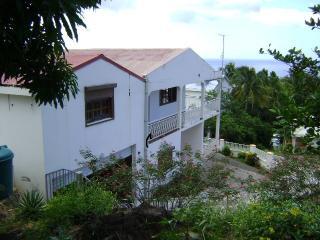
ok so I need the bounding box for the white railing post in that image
[267,151,274,159]
[219,139,225,151]
[249,144,256,153]
[267,151,275,168]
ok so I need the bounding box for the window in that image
[160,87,177,105]
[85,84,116,126]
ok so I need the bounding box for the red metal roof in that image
[1,76,16,85]
[1,48,188,85]
[66,48,188,78]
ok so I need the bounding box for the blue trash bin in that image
[0,145,14,200]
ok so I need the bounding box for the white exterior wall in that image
[41,59,145,174]
[146,49,214,157]
[147,130,181,162]
[0,91,46,193]
[148,90,179,122]
[181,122,204,154]
[147,49,214,93]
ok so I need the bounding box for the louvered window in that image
[85,84,116,126]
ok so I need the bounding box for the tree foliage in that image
[0,0,103,107]
[253,155,320,202]
[205,64,280,148]
[260,3,320,140]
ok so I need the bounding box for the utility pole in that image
[215,34,225,150]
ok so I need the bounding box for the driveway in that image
[203,152,266,202]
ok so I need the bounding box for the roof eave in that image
[73,54,145,82]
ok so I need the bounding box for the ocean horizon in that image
[206,59,289,77]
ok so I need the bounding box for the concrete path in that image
[203,152,266,202]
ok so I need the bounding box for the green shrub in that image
[221,146,231,156]
[245,152,259,167]
[283,143,293,153]
[159,201,233,239]
[253,155,320,202]
[80,149,133,201]
[44,182,116,227]
[232,200,320,240]
[166,200,320,240]
[16,190,45,221]
[237,151,246,160]
[94,160,133,201]
[152,161,205,201]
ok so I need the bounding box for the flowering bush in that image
[160,200,320,240]
[244,152,259,167]
[237,151,246,160]
[232,200,320,240]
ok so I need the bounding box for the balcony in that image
[148,114,179,140]
[181,107,201,129]
[148,99,219,140]
[182,99,219,129]
[204,99,220,119]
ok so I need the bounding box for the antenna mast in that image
[219,33,225,76]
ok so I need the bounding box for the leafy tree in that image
[0,0,103,107]
[224,62,237,80]
[205,91,273,148]
[206,89,217,101]
[260,3,320,140]
[231,66,269,112]
[252,155,320,202]
[205,64,284,148]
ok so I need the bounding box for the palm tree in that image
[231,66,269,112]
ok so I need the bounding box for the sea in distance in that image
[206,59,289,78]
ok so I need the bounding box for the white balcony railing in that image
[204,99,220,120]
[147,99,220,141]
[182,99,220,129]
[181,108,202,129]
[148,114,178,139]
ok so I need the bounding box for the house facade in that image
[0,48,222,198]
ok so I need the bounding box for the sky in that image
[65,0,320,60]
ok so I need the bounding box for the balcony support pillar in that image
[177,86,183,129]
[200,81,205,120]
[143,76,149,162]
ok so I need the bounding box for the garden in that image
[0,143,319,239]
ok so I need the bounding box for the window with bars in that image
[85,84,116,126]
[159,87,177,105]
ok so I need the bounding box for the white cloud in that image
[249,8,311,26]
[215,0,262,6]
[65,1,226,58]
[64,0,317,59]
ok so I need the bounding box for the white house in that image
[0,48,222,199]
